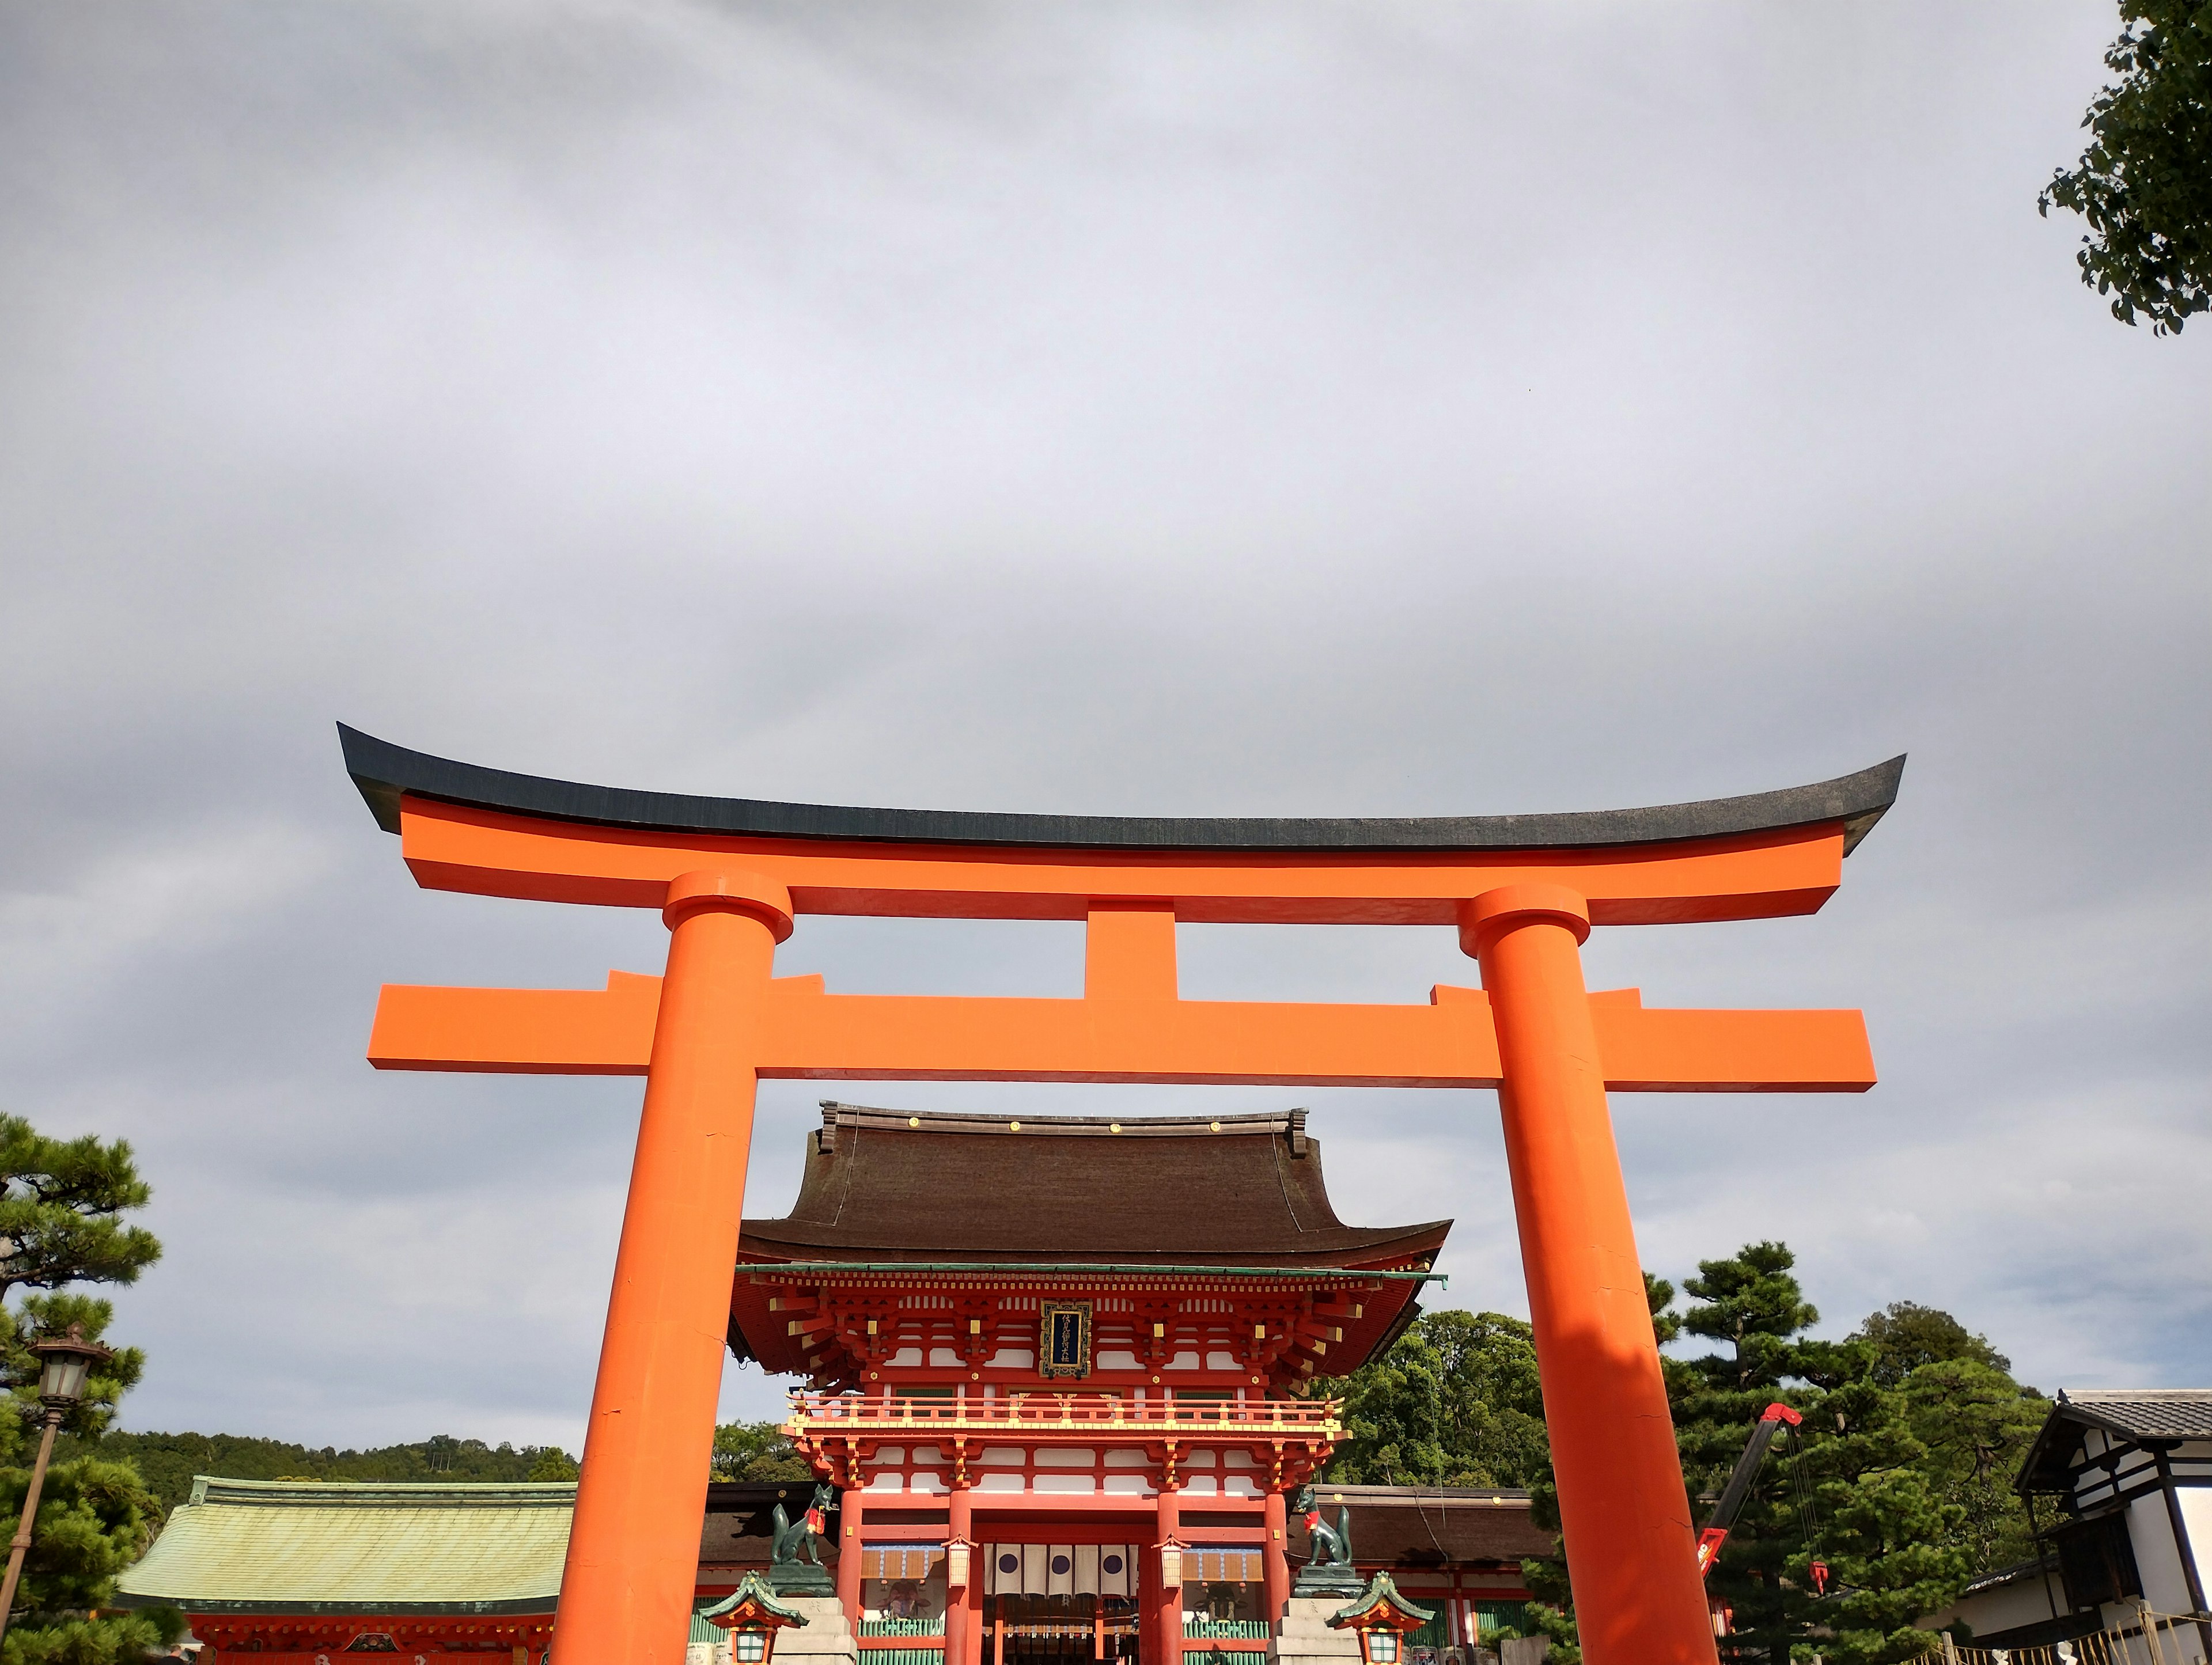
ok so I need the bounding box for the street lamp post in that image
[0,1325,115,1648]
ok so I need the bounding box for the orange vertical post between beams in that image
[1262,1487,1289,1627]
[550,870,794,1665]
[1154,1489,1183,1665]
[1084,901,1179,1001]
[1463,883,1718,1665]
[838,1484,866,1620]
[948,1485,975,1665]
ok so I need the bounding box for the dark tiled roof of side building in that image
[2054,1389,2212,1440]
[2018,1388,2212,1492]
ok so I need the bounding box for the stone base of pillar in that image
[1267,1597,1364,1665]
[1288,1565,1366,1602]
[770,1564,838,1599]
[768,1596,859,1665]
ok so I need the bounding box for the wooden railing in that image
[1183,1621,1272,1641]
[786,1391,1341,1436]
[1907,1608,2212,1665]
[858,1617,947,1654]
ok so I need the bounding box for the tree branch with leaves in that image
[2040,0,2212,334]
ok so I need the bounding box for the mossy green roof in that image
[1327,1572,1435,1630]
[115,1478,575,1615]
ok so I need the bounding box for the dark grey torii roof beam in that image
[339,723,1903,856]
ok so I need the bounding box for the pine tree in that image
[1890,1357,2047,1576]
[0,1120,174,1665]
[0,1121,161,1310]
[1789,1351,1971,1665]
[1320,1256,2024,1664]
[1673,1243,1823,1663]
[1672,1250,1978,1665]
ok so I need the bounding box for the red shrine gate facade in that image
[339,726,1903,1665]
[733,1101,1445,1665]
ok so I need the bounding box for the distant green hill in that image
[59,1431,577,1515]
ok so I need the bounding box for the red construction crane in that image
[1695,1402,1830,1595]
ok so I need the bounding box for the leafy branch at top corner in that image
[2039,0,2212,336]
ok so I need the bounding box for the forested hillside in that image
[58,1432,578,1514]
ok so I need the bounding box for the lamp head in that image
[702,1571,807,1665]
[30,1324,113,1409]
[1325,1572,1434,1665]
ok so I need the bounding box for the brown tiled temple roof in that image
[736,1103,1451,1269]
[698,1484,810,1569]
[1290,1486,1554,1569]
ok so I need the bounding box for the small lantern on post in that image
[0,1325,114,1648]
[944,1538,973,1591]
[701,1571,809,1665]
[1157,1540,1185,1591]
[1325,1572,1433,1665]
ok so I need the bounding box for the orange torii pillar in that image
[553,872,791,1657]
[336,724,1904,1665]
[1465,884,1717,1658]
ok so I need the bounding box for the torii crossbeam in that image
[339,726,1903,1665]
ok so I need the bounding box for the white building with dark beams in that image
[2008,1390,2212,1657]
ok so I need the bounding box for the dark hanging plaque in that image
[1039,1300,1093,1379]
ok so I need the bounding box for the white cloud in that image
[0,0,2204,1454]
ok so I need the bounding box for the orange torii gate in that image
[339,726,1903,1665]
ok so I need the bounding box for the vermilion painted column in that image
[1461,883,1717,1665]
[838,1484,866,1620]
[551,870,794,1665]
[1153,1489,1184,1665]
[946,1486,975,1665]
[1262,1488,1289,1626]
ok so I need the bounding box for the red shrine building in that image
[728,1102,1486,1665]
[115,1102,1552,1665]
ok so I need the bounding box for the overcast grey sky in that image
[2,1,2206,1452]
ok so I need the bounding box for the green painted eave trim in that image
[187,1477,577,1508]
[108,1594,558,1617]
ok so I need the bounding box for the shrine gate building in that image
[736,1102,1446,1665]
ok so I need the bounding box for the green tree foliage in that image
[0,1121,161,1311]
[711,1421,812,1483]
[2040,1,2212,333]
[1671,1244,1979,1665]
[1517,1254,2047,1665]
[1683,1240,1820,1394]
[1672,1243,1831,1660]
[1853,1303,2010,1388]
[1785,1358,1974,1665]
[0,1121,174,1665]
[1316,1311,1548,1490]
[1893,1359,2047,1577]
[527,1447,580,1482]
[58,1432,584,1516]
[1312,1262,2050,1665]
